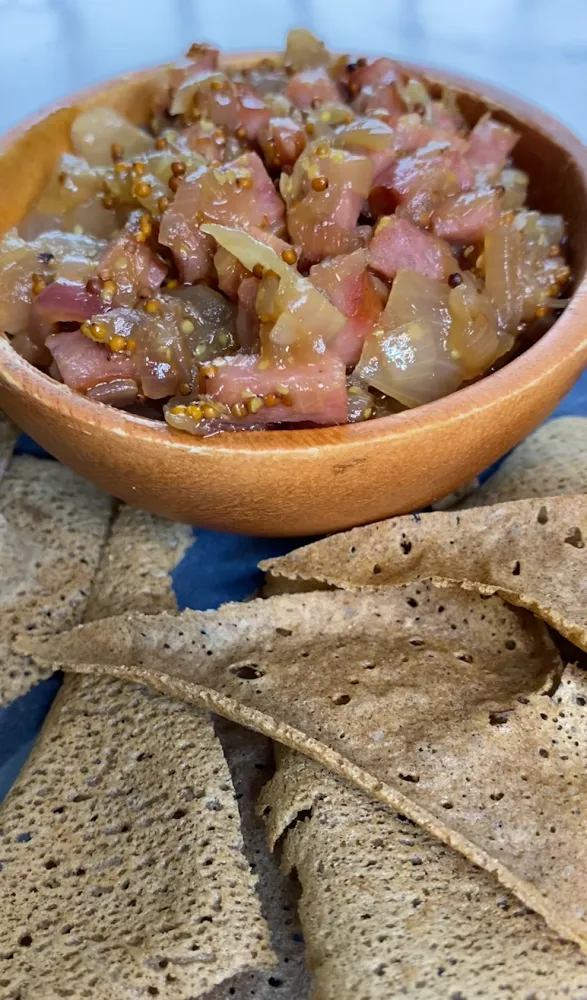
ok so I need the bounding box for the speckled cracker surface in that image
[85,505,192,621]
[260,495,587,651]
[463,417,587,506]
[0,676,274,999]
[22,586,587,950]
[259,748,587,1000]
[0,411,18,482]
[0,456,113,704]
[0,508,277,998]
[209,720,310,1000]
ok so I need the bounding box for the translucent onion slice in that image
[498,168,529,212]
[71,109,152,167]
[284,28,329,72]
[484,225,525,335]
[355,269,462,408]
[514,210,565,246]
[334,117,395,152]
[397,78,433,122]
[447,273,509,378]
[202,223,346,350]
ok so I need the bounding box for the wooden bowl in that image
[0,55,586,536]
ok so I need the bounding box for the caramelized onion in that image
[447,273,508,378]
[202,223,346,360]
[71,109,151,167]
[86,378,139,407]
[284,28,329,72]
[355,269,462,407]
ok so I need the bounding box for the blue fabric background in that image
[1,366,586,801]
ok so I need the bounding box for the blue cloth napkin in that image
[1,365,586,800]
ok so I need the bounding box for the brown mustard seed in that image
[169,176,180,193]
[171,160,187,177]
[264,393,279,407]
[247,396,263,414]
[132,161,146,176]
[110,142,124,162]
[535,305,550,318]
[178,382,192,395]
[108,335,127,353]
[311,175,328,192]
[86,277,102,295]
[155,136,168,150]
[252,263,264,279]
[158,195,170,213]
[133,180,152,198]
[281,248,297,265]
[448,272,463,288]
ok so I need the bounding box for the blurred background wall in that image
[0,0,585,137]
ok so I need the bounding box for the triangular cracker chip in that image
[0,410,18,482]
[0,507,280,997]
[261,495,587,650]
[464,417,587,507]
[20,586,587,950]
[259,747,587,999]
[0,456,113,704]
[0,676,275,999]
[212,720,310,999]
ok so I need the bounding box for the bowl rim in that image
[1,53,587,457]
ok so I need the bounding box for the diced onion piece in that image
[355,269,462,407]
[334,117,395,152]
[170,69,226,115]
[86,378,139,408]
[498,168,529,212]
[514,210,565,246]
[484,225,525,335]
[71,109,152,167]
[447,272,508,378]
[202,223,346,354]
[284,28,329,72]
[397,77,433,122]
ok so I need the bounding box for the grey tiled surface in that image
[1,0,586,140]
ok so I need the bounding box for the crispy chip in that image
[0,506,278,998]
[261,495,587,650]
[0,410,18,482]
[0,677,275,999]
[463,417,587,507]
[0,456,113,704]
[259,748,587,999]
[211,721,310,1000]
[21,587,587,950]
